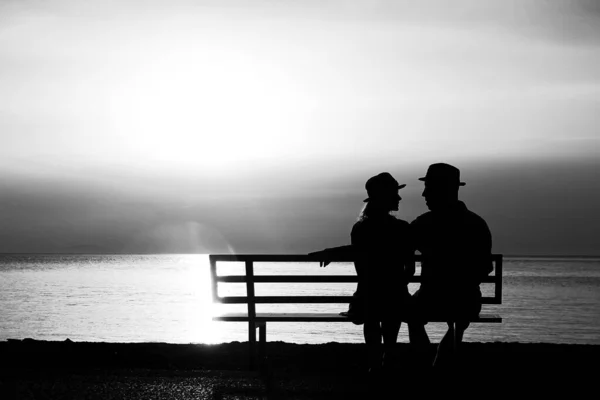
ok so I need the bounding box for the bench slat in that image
[217,275,359,283]
[210,254,503,263]
[211,254,357,262]
[213,312,502,323]
[218,296,354,304]
[217,296,501,305]
[216,275,500,284]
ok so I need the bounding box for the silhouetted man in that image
[408,163,493,367]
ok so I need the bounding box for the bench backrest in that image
[209,254,503,316]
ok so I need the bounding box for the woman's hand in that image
[309,245,353,267]
[308,250,331,267]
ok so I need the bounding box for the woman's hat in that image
[364,172,406,202]
[418,163,466,186]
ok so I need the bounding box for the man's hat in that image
[364,172,406,202]
[418,163,466,186]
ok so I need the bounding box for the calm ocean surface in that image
[1,254,599,345]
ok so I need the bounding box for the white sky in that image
[1,0,599,254]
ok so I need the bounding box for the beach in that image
[1,339,597,399]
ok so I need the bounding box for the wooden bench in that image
[209,253,503,368]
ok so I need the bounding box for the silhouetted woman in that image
[351,172,414,373]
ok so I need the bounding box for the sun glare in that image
[176,254,224,344]
[109,42,302,170]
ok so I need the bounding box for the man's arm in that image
[475,218,493,283]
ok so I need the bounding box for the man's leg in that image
[454,321,469,351]
[433,320,470,368]
[407,290,430,347]
[407,319,432,372]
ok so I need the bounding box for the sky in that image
[0,0,599,255]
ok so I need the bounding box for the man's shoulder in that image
[462,206,490,228]
[351,219,364,233]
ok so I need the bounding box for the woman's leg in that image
[381,319,402,368]
[364,319,383,370]
[433,322,455,368]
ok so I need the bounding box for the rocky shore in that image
[1,339,597,399]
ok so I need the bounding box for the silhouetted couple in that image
[311,163,493,372]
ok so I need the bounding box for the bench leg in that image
[258,322,267,373]
[248,321,267,371]
[248,321,257,369]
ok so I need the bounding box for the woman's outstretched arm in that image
[308,244,356,267]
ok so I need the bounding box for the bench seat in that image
[213,312,502,323]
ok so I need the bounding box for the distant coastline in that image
[504,254,600,259]
[1,252,600,258]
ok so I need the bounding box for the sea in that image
[1,254,599,345]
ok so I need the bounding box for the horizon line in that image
[1,252,599,258]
